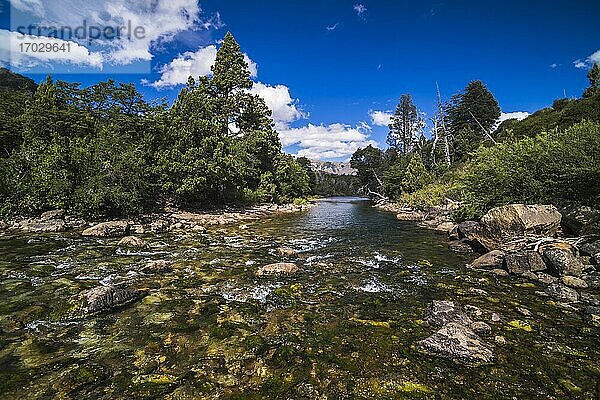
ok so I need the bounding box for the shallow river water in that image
[0,197,598,399]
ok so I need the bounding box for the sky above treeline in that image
[1,0,599,161]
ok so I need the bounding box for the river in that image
[0,197,598,398]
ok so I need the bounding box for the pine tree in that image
[212,32,254,136]
[388,94,424,154]
[448,80,500,161]
[583,64,600,98]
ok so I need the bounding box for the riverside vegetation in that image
[1,33,600,399]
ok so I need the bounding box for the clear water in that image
[0,197,598,399]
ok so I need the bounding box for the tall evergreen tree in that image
[448,80,501,161]
[212,32,254,136]
[387,94,424,154]
[584,64,600,98]
[448,80,501,134]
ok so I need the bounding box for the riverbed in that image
[0,197,598,399]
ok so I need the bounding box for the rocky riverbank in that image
[378,200,600,326]
[0,203,315,237]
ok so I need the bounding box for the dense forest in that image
[0,33,313,218]
[351,64,600,220]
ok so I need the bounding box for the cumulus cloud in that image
[249,82,305,130]
[573,49,600,69]
[279,123,378,160]
[146,45,258,88]
[495,111,530,128]
[6,0,210,69]
[0,29,103,69]
[369,110,393,127]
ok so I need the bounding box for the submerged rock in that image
[276,247,298,257]
[80,285,139,315]
[141,260,172,274]
[545,283,579,303]
[541,243,584,277]
[256,263,299,277]
[449,240,475,253]
[118,236,146,248]
[424,300,472,327]
[480,204,562,239]
[82,221,129,237]
[419,322,494,364]
[504,251,546,275]
[470,250,505,269]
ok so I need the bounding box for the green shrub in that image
[459,121,600,218]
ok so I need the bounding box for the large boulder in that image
[469,250,505,269]
[419,322,494,364]
[82,221,129,237]
[80,285,139,315]
[256,263,299,277]
[541,242,584,277]
[424,300,472,328]
[481,204,562,239]
[559,205,600,236]
[504,251,546,275]
[21,219,66,233]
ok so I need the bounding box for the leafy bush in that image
[459,121,600,219]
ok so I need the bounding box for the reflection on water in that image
[0,197,598,399]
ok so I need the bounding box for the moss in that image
[508,320,533,332]
[349,318,391,329]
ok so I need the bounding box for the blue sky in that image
[1,0,599,160]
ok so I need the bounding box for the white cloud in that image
[353,4,367,16]
[279,123,378,160]
[326,23,340,31]
[7,0,209,68]
[0,29,103,69]
[369,110,393,127]
[573,49,600,69]
[495,111,529,128]
[249,82,305,130]
[146,45,258,89]
[550,63,558,69]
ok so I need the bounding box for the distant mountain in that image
[310,160,356,176]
